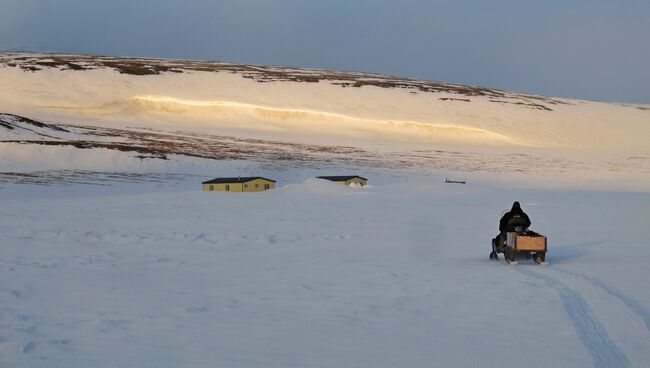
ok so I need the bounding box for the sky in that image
[1,0,649,103]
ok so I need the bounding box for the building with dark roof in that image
[317,175,367,187]
[202,177,276,192]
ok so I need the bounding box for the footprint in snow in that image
[49,339,72,347]
[185,305,208,314]
[22,341,36,354]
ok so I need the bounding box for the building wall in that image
[202,179,276,192]
[202,183,243,192]
[243,178,276,192]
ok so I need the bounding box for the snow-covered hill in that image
[2,53,649,149]
[1,52,649,189]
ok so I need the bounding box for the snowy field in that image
[1,53,649,367]
[1,177,649,367]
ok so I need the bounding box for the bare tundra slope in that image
[0,52,649,189]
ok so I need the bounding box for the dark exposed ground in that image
[0,52,569,111]
[0,113,69,135]
[0,171,195,186]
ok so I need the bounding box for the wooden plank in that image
[516,234,547,251]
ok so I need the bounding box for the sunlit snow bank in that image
[52,95,524,146]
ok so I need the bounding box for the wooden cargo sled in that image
[504,231,547,265]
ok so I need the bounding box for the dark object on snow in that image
[492,201,531,253]
[490,202,547,264]
[445,178,466,184]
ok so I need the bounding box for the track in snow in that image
[516,268,631,368]
[551,267,650,331]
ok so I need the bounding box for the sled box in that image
[507,231,547,252]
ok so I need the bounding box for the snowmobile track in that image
[516,268,631,368]
[551,266,650,331]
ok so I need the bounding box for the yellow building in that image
[202,177,276,192]
[317,175,368,186]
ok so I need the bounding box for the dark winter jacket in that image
[499,202,531,232]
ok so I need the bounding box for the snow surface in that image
[1,178,649,367]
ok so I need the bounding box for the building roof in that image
[202,176,276,184]
[317,175,367,182]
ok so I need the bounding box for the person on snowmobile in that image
[490,201,531,259]
[499,201,531,233]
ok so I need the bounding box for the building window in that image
[255,184,259,188]
[264,184,270,190]
[225,185,230,191]
[244,184,248,188]
[209,185,214,191]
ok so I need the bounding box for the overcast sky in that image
[1,0,649,103]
